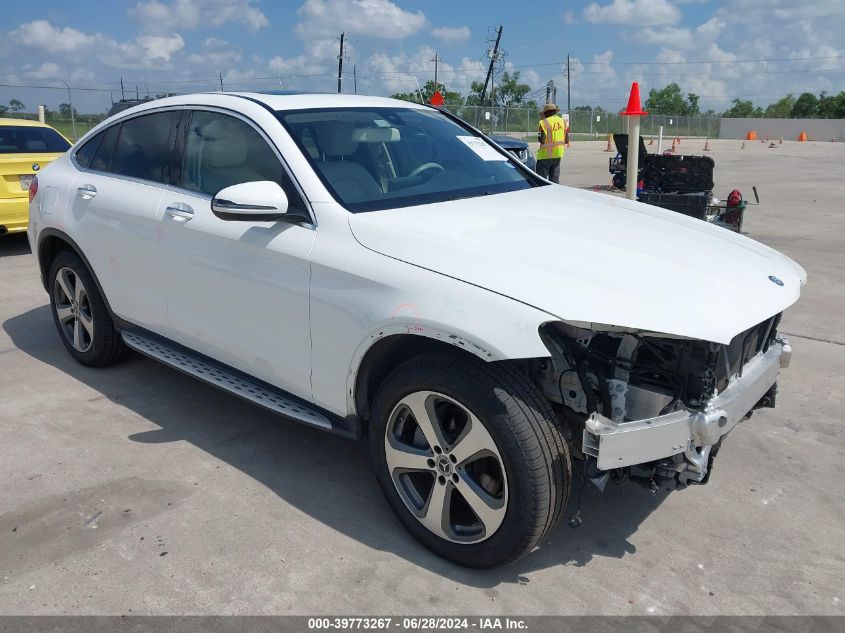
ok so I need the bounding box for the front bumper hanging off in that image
[582,336,791,483]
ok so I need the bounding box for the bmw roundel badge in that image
[32,163,40,171]
[768,275,784,286]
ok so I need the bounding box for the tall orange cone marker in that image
[703,138,711,151]
[746,131,757,140]
[798,131,808,142]
[604,133,614,152]
[620,82,648,201]
[670,138,677,153]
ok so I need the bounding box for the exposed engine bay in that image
[531,315,783,491]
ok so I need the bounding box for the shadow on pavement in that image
[4,304,668,586]
[0,233,32,257]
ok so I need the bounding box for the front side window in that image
[111,111,180,184]
[277,107,539,212]
[75,124,120,172]
[0,125,71,154]
[181,111,284,196]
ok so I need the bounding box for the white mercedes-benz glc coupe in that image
[28,93,804,567]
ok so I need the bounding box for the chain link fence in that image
[1,84,720,145]
[448,105,721,142]
[0,110,106,142]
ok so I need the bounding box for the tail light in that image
[28,176,38,203]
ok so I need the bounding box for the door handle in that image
[77,184,97,199]
[165,204,194,222]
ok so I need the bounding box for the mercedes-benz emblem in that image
[768,275,784,286]
[32,163,40,171]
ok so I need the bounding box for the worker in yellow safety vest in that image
[536,102,566,183]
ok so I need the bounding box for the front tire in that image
[48,250,126,367]
[370,353,570,568]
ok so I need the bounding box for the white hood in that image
[348,186,806,345]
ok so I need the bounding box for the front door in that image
[156,109,316,400]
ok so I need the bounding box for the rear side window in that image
[0,125,71,154]
[74,130,104,169]
[111,112,180,184]
[91,125,120,172]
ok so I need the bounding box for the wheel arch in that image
[37,228,116,320]
[349,323,547,424]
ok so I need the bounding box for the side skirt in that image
[119,327,361,439]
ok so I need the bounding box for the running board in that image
[121,330,333,431]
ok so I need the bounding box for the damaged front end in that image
[533,316,790,489]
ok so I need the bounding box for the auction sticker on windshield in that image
[457,136,507,161]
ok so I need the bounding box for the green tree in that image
[58,103,78,118]
[816,91,845,119]
[494,71,531,107]
[645,83,687,114]
[764,94,795,118]
[8,98,25,112]
[791,92,819,118]
[0,104,7,117]
[465,71,531,107]
[391,80,462,106]
[722,98,763,118]
[686,93,700,116]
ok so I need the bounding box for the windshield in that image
[277,107,539,212]
[0,125,71,154]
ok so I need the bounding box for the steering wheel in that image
[408,162,445,178]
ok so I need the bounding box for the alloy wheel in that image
[384,391,508,544]
[54,266,94,353]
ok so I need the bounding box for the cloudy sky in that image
[1,0,843,113]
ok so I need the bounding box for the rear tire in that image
[48,250,126,367]
[369,353,570,568]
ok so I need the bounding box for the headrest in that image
[196,119,247,168]
[318,121,358,157]
[351,127,400,143]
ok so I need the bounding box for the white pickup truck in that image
[27,93,805,567]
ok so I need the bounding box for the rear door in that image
[156,108,316,399]
[68,110,181,330]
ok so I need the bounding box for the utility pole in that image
[219,73,224,91]
[566,54,571,112]
[337,32,345,94]
[353,65,357,94]
[135,84,139,99]
[479,24,502,104]
[120,77,125,100]
[431,52,439,90]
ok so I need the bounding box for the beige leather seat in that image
[189,118,268,195]
[316,121,382,202]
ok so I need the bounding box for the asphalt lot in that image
[1,138,843,615]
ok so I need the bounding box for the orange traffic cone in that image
[670,138,676,153]
[703,138,711,151]
[746,131,757,140]
[604,133,613,152]
[797,131,808,142]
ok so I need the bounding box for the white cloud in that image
[431,26,470,44]
[296,0,427,39]
[583,0,681,26]
[186,37,242,66]
[129,0,269,33]
[135,34,185,62]
[13,20,95,53]
[562,10,577,25]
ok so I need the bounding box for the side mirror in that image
[212,181,289,222]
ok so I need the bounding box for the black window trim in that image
[70,103,315,225]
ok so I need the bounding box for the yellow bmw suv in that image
[0,118,71,235]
